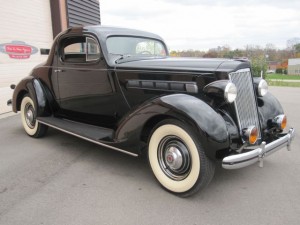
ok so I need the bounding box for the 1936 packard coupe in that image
[9,26,295,196]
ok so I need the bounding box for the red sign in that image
[0,41,38,59]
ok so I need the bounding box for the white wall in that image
[288,58,300,66]
[0,0,53,114]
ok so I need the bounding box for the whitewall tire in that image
[20,95,48,138]
[148,119,215,197]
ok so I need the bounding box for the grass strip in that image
[267,80,300,87]
[266,73,300,80]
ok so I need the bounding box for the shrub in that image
[275,68,287,74]
[251,56,267,78]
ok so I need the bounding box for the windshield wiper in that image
[114,54,132,64]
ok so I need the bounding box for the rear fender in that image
[12,77,52,116]
[115,94,230,159]
[12,76,33,112]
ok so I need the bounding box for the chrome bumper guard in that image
[222,128,295,169]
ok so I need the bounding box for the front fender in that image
[115,94,230,159]
[257,92,284,130]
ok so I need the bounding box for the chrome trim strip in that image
[126,80,198,93]
[222,128,295,169]
[116,69,214,76]
[37,119,138,157]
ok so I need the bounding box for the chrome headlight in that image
[258,79,268,96]
[224,82,237,103]
[242,126,258,144]
[273,114,287,130]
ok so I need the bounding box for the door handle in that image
[54,69,63,72]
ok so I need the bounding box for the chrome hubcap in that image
[24,103,35,129]
[27,110,34,123]
[165,146,183,170]
[158,136,191,181]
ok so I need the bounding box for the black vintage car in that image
[10,26,295,197]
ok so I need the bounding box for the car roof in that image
[82,25,164,41]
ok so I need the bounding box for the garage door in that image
[0,0,53,114]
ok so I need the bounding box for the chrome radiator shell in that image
[229,68,261,141]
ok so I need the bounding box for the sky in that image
[100,0,300,51]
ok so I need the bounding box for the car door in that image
[56,34,129,127]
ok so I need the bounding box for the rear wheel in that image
[148,119,215,197]
[20,95,48,138]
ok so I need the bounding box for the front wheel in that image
[148,119,215,197]
[20,95,48,138]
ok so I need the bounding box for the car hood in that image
[114,57,248,73]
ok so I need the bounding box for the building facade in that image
[288,58,300,75]
[0,0,100,114]
[267,61,280,71]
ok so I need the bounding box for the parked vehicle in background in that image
[266,70,276,74]
[9,26,295,197]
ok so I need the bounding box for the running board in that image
[37,117,138,157]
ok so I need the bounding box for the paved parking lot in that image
[0,87,299,225]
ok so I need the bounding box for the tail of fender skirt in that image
[7,99,12,106]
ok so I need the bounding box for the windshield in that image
[106,36,167,57]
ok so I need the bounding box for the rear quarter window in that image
[61,36,100,63]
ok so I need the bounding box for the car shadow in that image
[15,125,280,200]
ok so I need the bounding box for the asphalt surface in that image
[0,86,299,225]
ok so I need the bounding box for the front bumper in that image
[222,128,295,169]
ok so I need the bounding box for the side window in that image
[64,42,86,54]
[61,36,100,63]
[86,37,100,61]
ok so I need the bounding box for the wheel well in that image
[16,90,28,111]
[141,115,175,143]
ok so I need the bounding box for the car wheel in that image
[148,119,215,197]
[20,95,48,138]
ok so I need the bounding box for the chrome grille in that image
[229,68,261,139]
